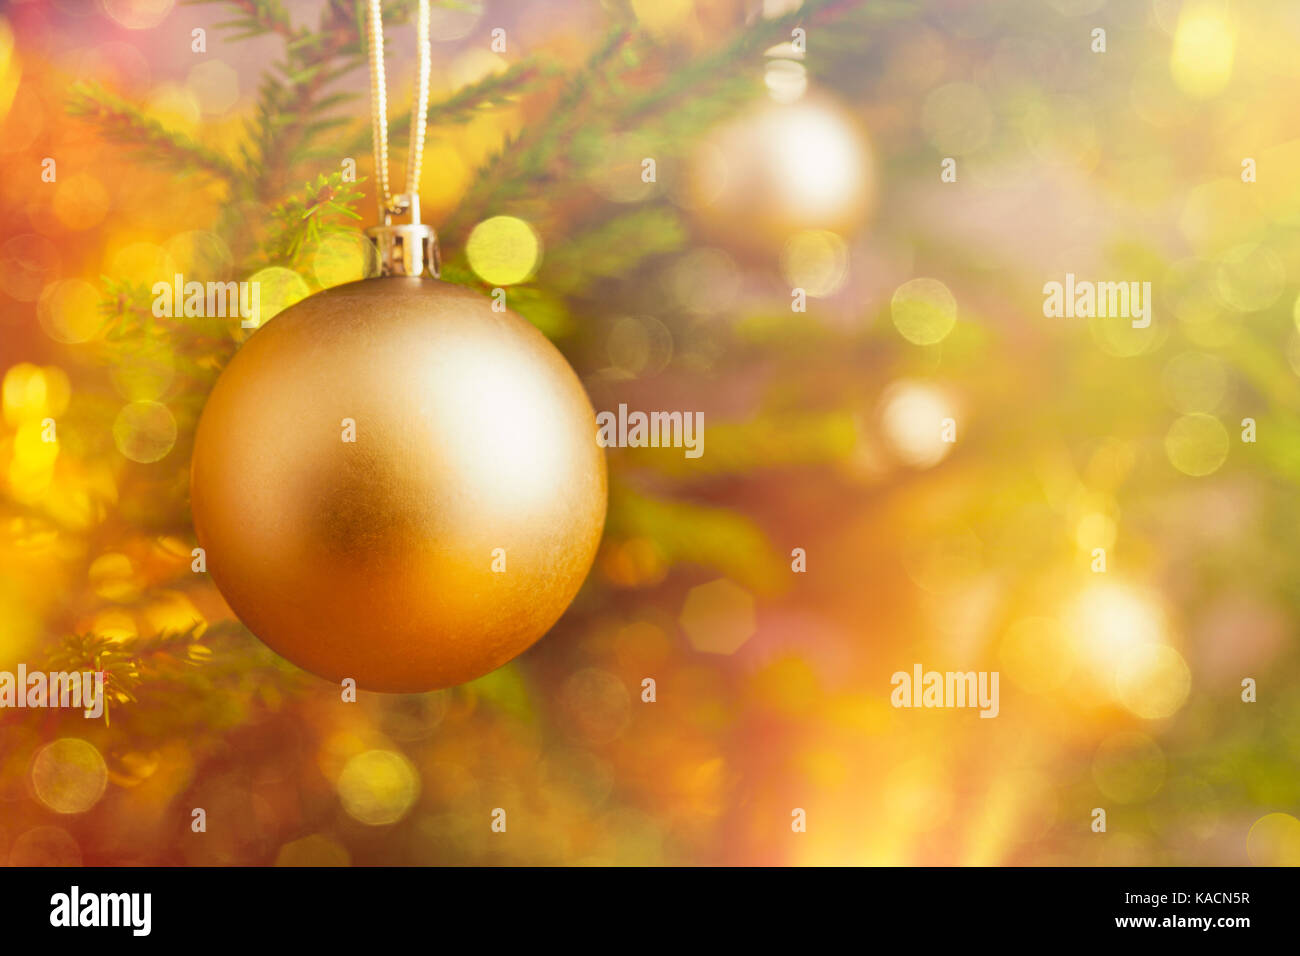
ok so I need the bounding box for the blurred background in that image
[2,0,1300,866]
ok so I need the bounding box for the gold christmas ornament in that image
[687,93,875,247]
[189,0,606,691]
[191,278,606,691]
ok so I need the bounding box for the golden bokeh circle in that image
[1114,643,1191,719]
[891,278,958,345]
[1165,412,1228,476]
[112,400,178,463]
[337,749,420,825]
[31,738,108,814]
[1246,812,1300,866]
[466,216,542,286]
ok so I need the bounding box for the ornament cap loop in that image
[366,192,440,278]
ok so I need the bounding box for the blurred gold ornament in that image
[687,94,873,246]
[191,277,606,691]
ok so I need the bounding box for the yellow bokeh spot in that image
[0,16,19,123]
[113,401,177,463]
[4,363,69,426]
[337,749,420,826]
[764,58,807,104]
[109,241,176,287]
[141,591,205,636]
[52,173,111,231]
[878,380,955,468]
[110,338,174,402]
[8,421,57,502]
[1247,813,1300,866]
[466,215,541,286]
[246,266,310,330]
[11,417,59,472]
[1216,243,1284,313]
[37,279,102,344]
[31,739,108,814]
[1165,413,1228,476]
[89,552,140,602]
[416,143,471,216]
[1170,2,1235,99]
[1114,644,1191,719]
[146,83,201,136]
[781,229,849,298]
[1066,582,1166,678]
[679,579,755,655]
[91,608,138,642]
[312,232,377,289]
[891,277,957,345]
[1075,511,1117,553]
[1,365,48,414]
[631,0,693,37]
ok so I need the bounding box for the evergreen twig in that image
[67,82,244,184]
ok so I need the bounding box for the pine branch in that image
[188,0,296,41]
[262,170,366,266]
[541,206,688,295]
[442,26,637,240]
[241,1,368,201]
[614,0,855,123]
[442,1,879,240]
[347,57,557,155]
[47,624,216,726]
[66,82,243,184]
[426,58,555,125]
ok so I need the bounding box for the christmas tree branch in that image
[347,57,557,155]
[442,26,636,240]
[66,83,244,184]
[541,206,688,295]
[262,170,366,267]
[192,0,297,42]
[241,1,367,200]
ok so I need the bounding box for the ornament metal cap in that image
[366,192,440,278]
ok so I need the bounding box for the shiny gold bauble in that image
[190,277,606,692]
[687,93,875,248]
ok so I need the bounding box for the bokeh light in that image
[336,750,420,826]
[112,400,177,463]
[1246,813,1300,866]
[1164,413,1229,477]
[31,738,108,814]
[37,278,102,343]
[890,278,958,345]
[1170,1,1235,98]
[781,229,849,298]
[878,380,956,468]
[466,215,541,286]
[680,579,756,655]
